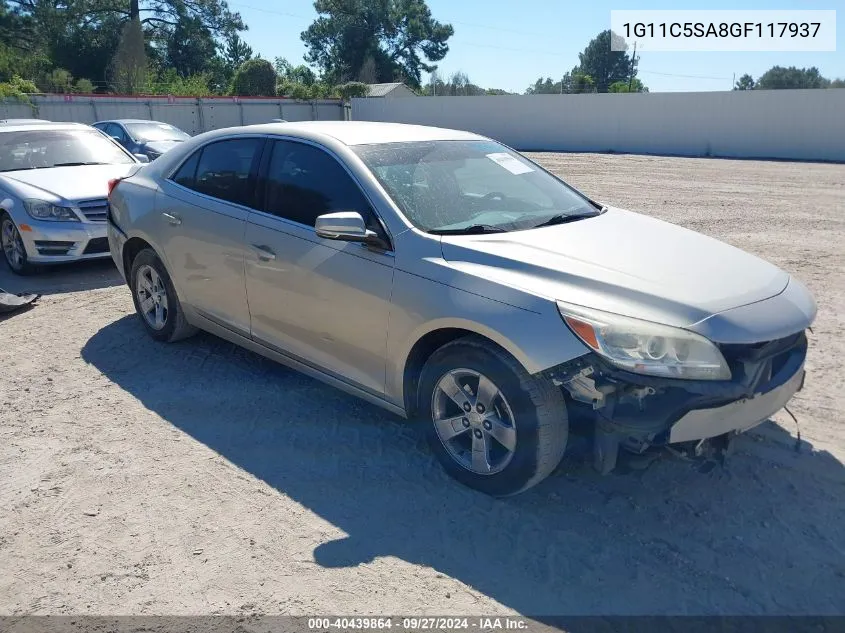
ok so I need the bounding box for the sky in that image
[228,0,844,93]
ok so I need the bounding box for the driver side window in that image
[104,123,127,144]
[262,140,386,238]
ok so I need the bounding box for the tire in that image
[129,248,197,343]
[418,335,568,496]
[1,212,36,275]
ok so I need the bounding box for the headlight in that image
[557,301,731,381]
[23,200,79,222]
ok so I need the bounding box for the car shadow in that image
[0,257,123,296]
[81,316,845,616]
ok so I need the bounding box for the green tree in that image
[301,0,453,89]
[6,0,246,93]
[336,80,368,100]
[149,68,212,95]
[42,67,73,92]
[108,17,148,93]
[231,57,275,96]
[830,78,845,88]
[525,77,560,95]
[158,9,219,78]
[0,74,37,100]
[755,66,829,89]
[733,73,755,90]
[223,32,253,73]
[608,77,647,93]
[572,30,634,93]
[73,77,95,93]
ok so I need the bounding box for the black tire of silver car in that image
[130,248,197,343]
[1,212,35,275]
[418,336,569,496]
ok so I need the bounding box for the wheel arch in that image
[121,233,185,301]
[400,320,535,419]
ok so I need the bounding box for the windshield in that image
[353,140,599,233]
[125,122,189,143]
[0,129,134,172]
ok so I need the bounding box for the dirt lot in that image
[1,153,843,617]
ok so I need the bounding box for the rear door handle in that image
[251,244,276,261]
[161,211,181,225]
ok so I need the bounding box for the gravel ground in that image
[0,153,843,617]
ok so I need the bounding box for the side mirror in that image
[315,211,369,241]
[315,211,390,250]
[133,153,150,164]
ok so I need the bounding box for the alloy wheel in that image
[431,368,517,475]
[135,264,169,330]
[1,218,25,271]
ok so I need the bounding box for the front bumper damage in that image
[545,330,808,473]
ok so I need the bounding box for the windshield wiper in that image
[530,212,600,229]
[0,166,46,172]
[52,161,109,167]
[429,224,508,235]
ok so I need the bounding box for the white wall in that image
[352,90,845,162]
[0,95,346,134]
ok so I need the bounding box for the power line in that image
[228,2,311,20]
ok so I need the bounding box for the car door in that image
[244,139,395,396]
[156,137,265,336]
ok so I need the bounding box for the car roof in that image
[95,119,176,125]
[238,121,486,146]
[0,122,94,133]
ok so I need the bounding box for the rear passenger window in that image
[177,138,262,207]
[172,152,200,188]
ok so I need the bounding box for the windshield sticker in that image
[486,152,534,175]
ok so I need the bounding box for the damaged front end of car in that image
[548,301,809,474]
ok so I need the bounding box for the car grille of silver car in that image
[76,199,109,222]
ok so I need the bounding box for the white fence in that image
[1,95,348,134]
[352,89,845,162]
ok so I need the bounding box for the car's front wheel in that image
[129,248,196,342]
[1,212,35,275]
[418,336,568,496]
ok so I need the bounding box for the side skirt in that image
[188,310,408,419]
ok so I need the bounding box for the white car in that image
[0,122,142,274]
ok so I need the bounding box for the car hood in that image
[142,140,183,155]
[0,164,138,203]
[439,207,789,329]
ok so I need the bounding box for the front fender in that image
[385,269,590,409]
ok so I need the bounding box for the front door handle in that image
[161,211,181,225]
[251,244,276,261]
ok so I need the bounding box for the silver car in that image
[0,122,142,274]
[107,121,816,496]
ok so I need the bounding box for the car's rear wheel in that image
[418,336,568,496]
[129,248,196,342]
[1,213,35,275]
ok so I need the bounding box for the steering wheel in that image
[482,192,507,203]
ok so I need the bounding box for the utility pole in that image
[628,41,637,92]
